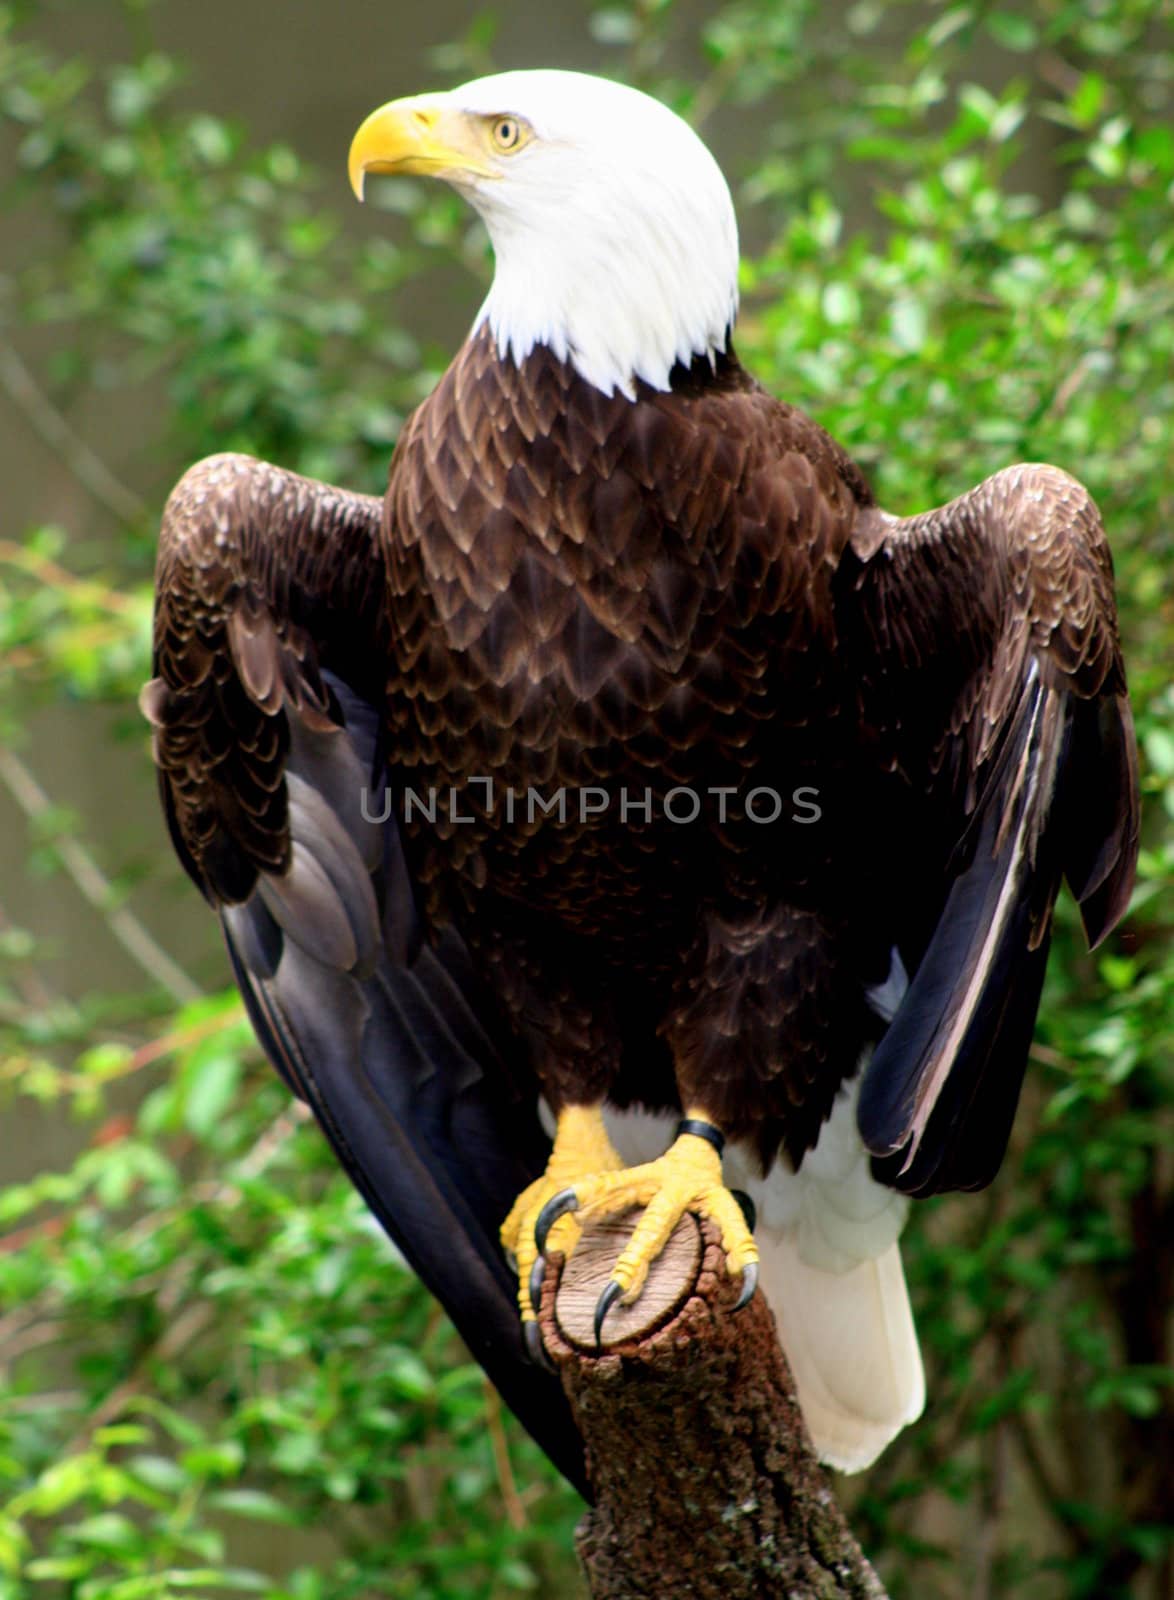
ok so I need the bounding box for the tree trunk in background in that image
[537,1213,890,1600]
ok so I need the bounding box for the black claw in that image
[594,1279,624,1348]
[504,1245,518,1273]
[524,1318,556,1372]
[731,1189,757,1233]
[535,1188,579,1257]
[734,1261,758,1312]
[528,1254,546,1315]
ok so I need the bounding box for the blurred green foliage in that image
[0,0,1171,1596]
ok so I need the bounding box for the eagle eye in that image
[491,116,523,152]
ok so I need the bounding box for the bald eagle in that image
[143,70,1138,1487]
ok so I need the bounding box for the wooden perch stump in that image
[537,1212,890,1600]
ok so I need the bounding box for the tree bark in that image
[537,1212,890,1600]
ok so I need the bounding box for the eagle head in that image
[348,69,739,400]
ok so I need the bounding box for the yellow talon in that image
[500,1103,623,1322]
[502,1106,759,1341]
[572,1111,759,1305]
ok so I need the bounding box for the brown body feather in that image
[382,332,880,1160]
[146,333,1137,1183]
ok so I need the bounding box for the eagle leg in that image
[500,1102,624,1327]
[535,1113,760,1345]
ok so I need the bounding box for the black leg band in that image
[675,1117,725,1155]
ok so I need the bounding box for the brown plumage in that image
[380,332,880,1162]
[148,329,1135,1164]
[143,71,1139,1487]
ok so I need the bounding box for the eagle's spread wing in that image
[839,464,1139,1197]
[142,453,589,1497]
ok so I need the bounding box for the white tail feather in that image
[725,1063,925,1473]
[756,1229,924,1472]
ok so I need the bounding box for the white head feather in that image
[441,70,740,399]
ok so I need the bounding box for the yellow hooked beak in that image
[348,94,496,200]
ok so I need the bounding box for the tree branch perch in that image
[537,1213,889,1599]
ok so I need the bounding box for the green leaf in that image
[985,12,1037,50]
[890,296,928,352]
[128,1455,188,1495]
[1069,73,1107,127]
[67,1513,144,1555]
[385,1349,435,1402]
[207,1489,301,1525]
[821,282,860,326]
[181,1049,242,1139]
[180,1441,245,1479]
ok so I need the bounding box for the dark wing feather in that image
[839,464,1139,1196]
[144,454,588,1496]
